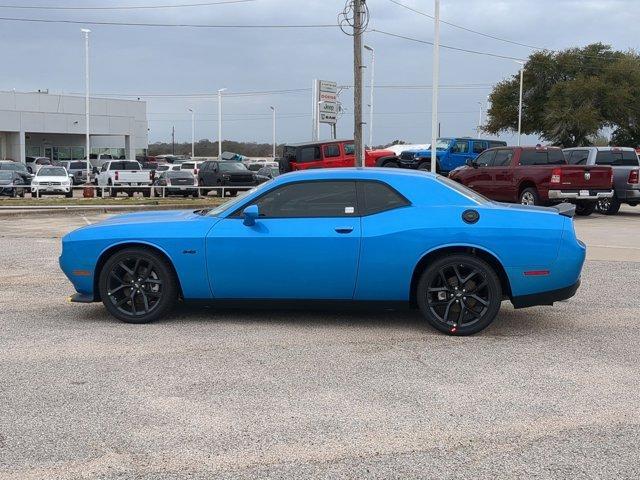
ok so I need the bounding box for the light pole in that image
[430,0,440,173]
[217,88,226,160]
[81,28,91,183]
[477,101,483,136]
[515,60,525,146]
[188,108,195,158]
[364,44,375,149]
[317,100,324,140]
[270,106,276,159]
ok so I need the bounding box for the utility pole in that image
[364,44,375,149]
[188,108,195,158]
[353,0,364,167]
[270,106,276,158]
[515,61,525,146]
[218,88,226,160]
[81,28,91,182]
[430,0,440,174]
[171,126,175,155]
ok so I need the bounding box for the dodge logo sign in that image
[584,171,591,181]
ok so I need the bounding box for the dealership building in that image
[0,90,148,163]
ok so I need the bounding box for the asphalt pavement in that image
[1,208,639,479]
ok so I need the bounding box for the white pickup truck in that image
[96,160,153,197]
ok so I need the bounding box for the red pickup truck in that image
[278,139,395,172]
[448,146,613,216]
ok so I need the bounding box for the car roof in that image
[273,167,436,183]
[284,139,354,147]
[563,146,636,151]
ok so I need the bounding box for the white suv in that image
[31,166,73,197]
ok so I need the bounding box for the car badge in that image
[584,171,591,181]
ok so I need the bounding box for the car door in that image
[206,180,362,299]
[322,143,344,169]
[447,139,473,171]
[489,149,516,201]
[463,149,495,195]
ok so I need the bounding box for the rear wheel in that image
[575,202,596,216]
[597,196,621,215]
[519,188,539,206]
[98,247,177,324]
[381,160,399,168]
[417,254,502,336]
[142,189,151,198]
[65,190,73,198]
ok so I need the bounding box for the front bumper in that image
[31,185,71,193]
[511,279,580,309]
[548,189,613,201]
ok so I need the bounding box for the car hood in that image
[96,209,203,226]
[33,175,69,182]
[0,179,14,185]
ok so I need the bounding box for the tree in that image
[484,44,640,147]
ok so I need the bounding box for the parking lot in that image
[1,207,639,479]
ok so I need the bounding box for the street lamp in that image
[217,88,226,160]
[477,101,483,136]
[270,106,276,159]
[364,44,375,149]
[430,0,440,173]
[81,28,91,184]
[188,108,195,158]
[514,60,525,146]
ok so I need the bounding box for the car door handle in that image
[334,226,354,234]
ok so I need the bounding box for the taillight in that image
[551,168,561,184]
[115,171,119,181]
[629,169,639,184]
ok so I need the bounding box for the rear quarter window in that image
[358,181,410,215]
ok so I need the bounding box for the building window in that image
[71,147,85,160]
[26,146,42,157]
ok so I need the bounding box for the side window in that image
[253,181,357,218]
[519,151,548,165]
[101,163,109,172]
[612,151,640,166]
[452,140,469,153]
[548,149,566,165]
[493,150,514,166]
[472,141,488,154]
[475,150,495,167]
[298,146,321,163]
[344,143,355,155]
[595,151,613,165]
[359,181,410,215]
[323,144,340,158]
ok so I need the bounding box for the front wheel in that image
[575,202,596,216]
[381,160,399,168]
[417,254,502,335]
[98,247,178,324]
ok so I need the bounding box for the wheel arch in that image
[518,179,537,195]
[375,155,399,167]
[93,241,183,301]
[409,245,512,307]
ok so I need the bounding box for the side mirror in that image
[465,158,478,168]
[242,204,259,226]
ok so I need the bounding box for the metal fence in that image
[5,184,255,199]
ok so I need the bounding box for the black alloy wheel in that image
[99,247,177,323]
[574,202,596,216]
[417,254,502,335]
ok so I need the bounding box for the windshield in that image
[219,162,248,172]
[0,171,13,180]
[156,165,170,171]
[436,175,490,204]
[0,162,27,172]
[37,167,67,177]
[435,138,453,151]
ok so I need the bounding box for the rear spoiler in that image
[553,202,576,218]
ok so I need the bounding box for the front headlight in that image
[31,180,39,186]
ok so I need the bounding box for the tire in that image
[381,160,399,168]
[65,190,73,198]
[519,187,539,206]
[98,247,178,324]
[418,162,430,171]
[575,202,596,216]
[142,189,151,198]
[597,196,621,215]
[192,190,199,198]
[417,254,502,336]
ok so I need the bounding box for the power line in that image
[371,28,526,61]
[0,16,338,29]
[0,0,256,10]
[387,0,546,51]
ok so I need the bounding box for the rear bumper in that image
[617,188,640,201]
[548,189,613,201]
[68,292,96,303]
[511,279,580,309]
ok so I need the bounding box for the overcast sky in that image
[0,0,638,145]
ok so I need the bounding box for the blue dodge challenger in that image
[60,168,585,335]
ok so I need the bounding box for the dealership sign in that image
[317,79,338,124]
